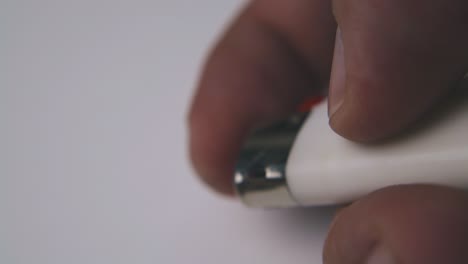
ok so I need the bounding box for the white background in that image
[1,1,335,263]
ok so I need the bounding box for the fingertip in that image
[328,0,468,142]
[323,185,468,264]
[188,105,243,196]
[328,75,452,143]
[188,1,336,197]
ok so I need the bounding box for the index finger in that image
[188,0,336,195]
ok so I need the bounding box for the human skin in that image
[188,1,468,263]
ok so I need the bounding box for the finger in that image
[324,185,468,264]
[188,0,336,195]
[329,0,468,142]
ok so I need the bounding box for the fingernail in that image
[328,28,346,118]
[366,245,397,264]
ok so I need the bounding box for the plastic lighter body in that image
[234,85,468,208]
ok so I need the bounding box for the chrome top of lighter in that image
[234,112,307,208]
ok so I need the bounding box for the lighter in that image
[234,80,468,208]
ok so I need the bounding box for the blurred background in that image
[2,1,334,263]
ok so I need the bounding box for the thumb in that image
[328,0,468,142]
[324,185,468,264]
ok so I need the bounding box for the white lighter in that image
[234,80,468,208]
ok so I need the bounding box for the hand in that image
[188,0,468,263]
